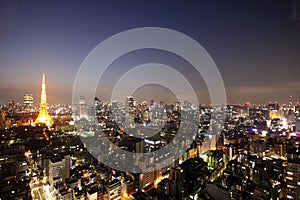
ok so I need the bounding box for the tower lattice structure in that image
[34,73,53,126]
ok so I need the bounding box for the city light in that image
[1,1,300,199]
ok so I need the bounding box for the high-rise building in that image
[286,148,300,200]
[125,96,135,128]
[23,94,33,111]
[125,96,134,115]
[267,102,280,111]
[48,154,70,187]
[94,97,102,115]
[105,179,121,200]
[34,73,53,126]
[8,100,14,111]
[139,169,155,189]
[79,96,88,119]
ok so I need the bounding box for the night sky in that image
[1,0,300,105]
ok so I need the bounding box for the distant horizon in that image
[2,90,298,107]
[1,72,299,106]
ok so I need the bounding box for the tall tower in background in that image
[34,73,53,126]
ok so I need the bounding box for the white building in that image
[49,154,70,186]
[105,179,121,200]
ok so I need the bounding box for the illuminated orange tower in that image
[34,73,53,126]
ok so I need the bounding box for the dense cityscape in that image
[1,1,300,200]
[0,73,299,200]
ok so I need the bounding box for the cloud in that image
[231,80,300,95]
[232,86,287,94]
[286,81,300,87]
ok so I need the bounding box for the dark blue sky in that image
[1,0,300,104]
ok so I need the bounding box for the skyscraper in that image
[8,100,14,111]
[286,148,300,200]
[23,94,33,111]
[34,73,53,127]
[79,96,88,119]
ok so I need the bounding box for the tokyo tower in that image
[34,73,53,127]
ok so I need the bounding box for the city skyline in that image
[1,0,300,105]
[2,2,300,198]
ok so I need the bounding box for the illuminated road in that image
[30,181,54,200]
[27,150,54,200]
[32,186,45,200]
[31,182,43,200]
